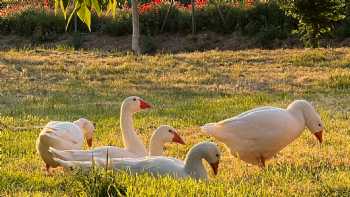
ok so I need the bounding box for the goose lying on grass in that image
[201,100,324,167]
[53,141,220,180]
[36,118,95,174]
[49,125,185,160]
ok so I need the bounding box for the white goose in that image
[53,141,220,180]
[201,100,324,167]
[49,125,185,161]
[36,118,95,174]
[118,96,151,156]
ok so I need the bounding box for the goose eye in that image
[133,98,137,101]
[318,123,322,127]
[216,154,219,158]
[168,129,172,133]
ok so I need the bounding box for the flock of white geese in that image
[36,96,324,180]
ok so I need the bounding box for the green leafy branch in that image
[54,0,117,31]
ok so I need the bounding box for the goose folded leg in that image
[53,158,93,172]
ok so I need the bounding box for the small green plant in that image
[278,0,346,47]
[69,168,127,197]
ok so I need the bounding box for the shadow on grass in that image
[318,186,350,196]
[0,56,47,68]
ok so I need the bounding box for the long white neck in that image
[286,102,307,139]
[72,121,87,139]
[184,147,208,180]
[148,133,165,156]
[120,105,147,156]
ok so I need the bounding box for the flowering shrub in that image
[0,0,43,16]
[137,0,216,13]
[139,2,155,13]
[0,3,28,17]
[137,0,256,11]
[1,0,300,48]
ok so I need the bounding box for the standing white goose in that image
[201,100,324,167]
[49,125,185,161]
[53,141,220,180]
[36,118,95,174]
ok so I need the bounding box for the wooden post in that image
[191,0,196,34]
[131,0,141,54]
[74,13,78,32]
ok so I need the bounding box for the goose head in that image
[202,142,221,175]
[185,141,221,177]
[154,125,185,145]
[73,118,95,147]
[288,100,324,143]
[149,125,185,156]
[122,96,152,113]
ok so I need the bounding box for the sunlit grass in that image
[0,48,350,196]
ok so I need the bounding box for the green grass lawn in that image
[0,48,350,196]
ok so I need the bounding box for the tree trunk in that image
[160,0,175,33]
[211,0,227,30]
[74,13,78,33]
[191,0,196,34]
[131,0,141,54]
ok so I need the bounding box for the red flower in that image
[44,0,49,8]
[132,0,210,13]
[139,2,153,13]
[153,0,162,4]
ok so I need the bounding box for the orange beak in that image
[210,161,219,175]
[87,138,93,147]
[172,132,185,145]
[313,130,323,143]
[140,99,152,109]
